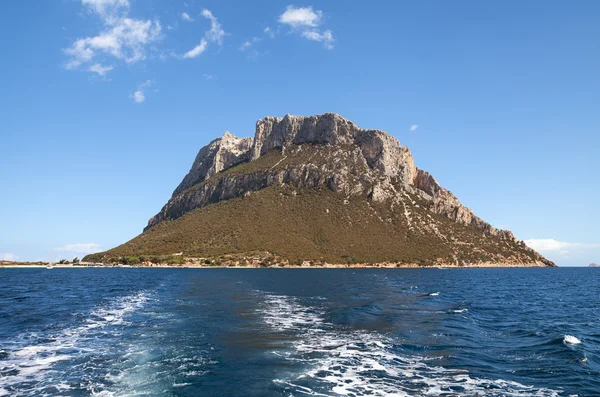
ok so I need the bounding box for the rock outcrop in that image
[91,112,554,267]
[172,132,253,197]
[149,113,511,240]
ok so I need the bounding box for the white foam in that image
[259,293,561,397]
[452,309,468,313]
[259,294,323,331]
[429,292,439,296]
[1,291,150,396]
[563,335,581,345]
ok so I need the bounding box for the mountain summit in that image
[87,113,554,267]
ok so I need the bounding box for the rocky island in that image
[85,113,555,268]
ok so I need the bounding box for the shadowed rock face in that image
[148,113,512,240]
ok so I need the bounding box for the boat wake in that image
[258,293,563,397]
[0,291,150,397]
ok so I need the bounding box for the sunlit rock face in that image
[152,113,510,239]
[172,131,254,197]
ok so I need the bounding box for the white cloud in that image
[55,243,102,253]
[277,5,334,49]
[524,239,600,253]
[183,39,208,58]
[240,36,261,51]
[132,90,145,103]
[240,27,276,58]
[240,41,252,51]
[130,79,154,103]
[81,0,129,24]
[524,238,600,266]
[264,26,275,38]
[279,6,322,28]
[203,73,213,79]
[89,63,113,76]
[65,1,161,72]
[409,124,419,132]
[181,10,225,59]
[201,9,225,45]
[181,12,193,22]
[1,253,18,261]
[301,29,333,49]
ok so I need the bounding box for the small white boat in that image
[46,265,53,269]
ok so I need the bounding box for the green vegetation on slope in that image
[85,183,539,266]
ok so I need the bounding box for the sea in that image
[0,268,598,396]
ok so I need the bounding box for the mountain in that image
[85,113,554,267]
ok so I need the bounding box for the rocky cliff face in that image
[94,112,554,267]
[148,113,511,240]
[172,132,253,197]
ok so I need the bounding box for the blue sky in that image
[1,0,598,266]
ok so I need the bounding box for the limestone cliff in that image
[93,113,553,267]
[149,113,511,240]
[172,132,253,197]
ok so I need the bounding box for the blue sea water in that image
[0,268,598,396]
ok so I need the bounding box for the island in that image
[83,113,554,268]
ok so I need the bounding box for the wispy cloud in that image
[181,12,193,22]
[203,73,213,80]
[130,79,154,103]
[89,63,113,76]
[55,243,102,253]
[81,0,129,24]
[64,0,161,74]
[181,9,225,59]
[409,124,419,132]
[240,26,276,58]
[183,39,207,58]
[300,29,333,49]
[201,9,225,45]
[264,26,275,38]
[132,90,145,103]
[525,239,600,253]
[1,253,18,261]
[278,5,334,49]
[240,36,260,51]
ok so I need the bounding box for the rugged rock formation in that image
[90,113,554,267]
[149,113,510,239]
[172,132,253,197]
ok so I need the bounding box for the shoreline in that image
[1,262,553,269]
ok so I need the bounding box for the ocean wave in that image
[258,293,562,397]
[452,308,468,313]
[563,335,581,345]
[0,291,150,396]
